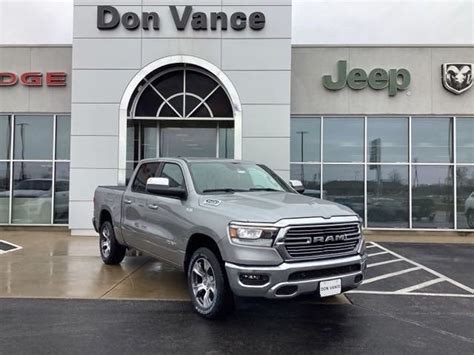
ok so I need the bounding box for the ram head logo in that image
[442,63,473,95]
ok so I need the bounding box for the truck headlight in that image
[228,223,279,247]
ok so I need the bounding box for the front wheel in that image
[187,247,234,319]
[99,221,126,265]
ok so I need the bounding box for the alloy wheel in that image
[191,257,217,310]
[100,225,112,258]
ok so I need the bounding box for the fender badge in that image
[203,199,222,207]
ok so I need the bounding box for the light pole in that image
[296,131,308,181]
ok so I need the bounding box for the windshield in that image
[188,162,291,194]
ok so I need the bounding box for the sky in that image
[0,0,473,45]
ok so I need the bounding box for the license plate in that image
[319,279,341,297]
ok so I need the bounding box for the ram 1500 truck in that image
[93,158,367,319]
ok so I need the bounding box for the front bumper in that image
[225,253,367,299]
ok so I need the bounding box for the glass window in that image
[161,163,185,188]
[160,122,216,158]
[290,116,321,163]
[14,115,53,160]
[456,166,474,229]
[188,162,288,194]
[131,163,160,194]
[323,164,364,218]
[219,125,234,159]
[56,115,71,160]
[54,162,70,224]
[412,165,454,229]
[291,118,321,162]
[323,117,364,162]
[290,164,321,198]
[367,117,408,163]
[12,162,52,224]
[127,121,139,162]
[456,117,474,163]
[0,115,11,160]
[0,163,9,223]
[367,165,409,228]
[412,117,453,163]
[141,121,158,159]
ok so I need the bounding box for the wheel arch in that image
[184,233,224,273]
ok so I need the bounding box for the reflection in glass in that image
[323,165,364,218]
[367,165,409,228]
[54,163,70,224]
[219,124,234,159]
[56,115,71,160]
[141,121,158,159]
[456,166,474,229]
[456,117,474,163]
[0,163,9,223]
[367,117,408,163]
[127,120,139,162]
[412,117,453,163]
[412,165,454,229]
[323,118,364,162]
[291,118,321,162]
[0,115,11,160]
[290,164,321,198]
[12,162,52,224]
[14,116,53,160]
[160,121,217,158]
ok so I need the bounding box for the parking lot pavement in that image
[1,236,473,354]
[347,242,474,298]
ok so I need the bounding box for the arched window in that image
[128,64,233,119]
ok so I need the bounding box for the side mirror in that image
[146,177,187,199]
[289,180,305,194]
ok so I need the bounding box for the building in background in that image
[0,0,473,234]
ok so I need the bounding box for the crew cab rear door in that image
[121,162,160,251]
[143,162,190,266]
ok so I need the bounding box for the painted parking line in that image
[0,240,22,255]
[368,251,389,257]
[362,266,420,285]
[367,258,403,268]
[347,242,474,298]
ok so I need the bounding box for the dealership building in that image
[0,0,473,235]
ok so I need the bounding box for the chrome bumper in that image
[225,253,367,299]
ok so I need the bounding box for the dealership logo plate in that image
[442,63,473,95]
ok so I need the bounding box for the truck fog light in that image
[354,274,363,283]
[239,273,269,286]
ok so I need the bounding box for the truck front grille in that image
[282,222,361,260]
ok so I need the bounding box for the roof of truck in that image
[139,157,256,164]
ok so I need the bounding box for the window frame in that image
[290,115,471,231]
[0,113,71,226]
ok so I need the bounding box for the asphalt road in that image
[1,243,473,355]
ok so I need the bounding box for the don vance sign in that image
[97,5,266,32]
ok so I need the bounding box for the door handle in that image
[124,199,133,205]
[147,204,159,210]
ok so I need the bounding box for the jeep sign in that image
[323,60,411,96]
[97,5,266,32]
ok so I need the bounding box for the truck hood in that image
[198,191,359,223]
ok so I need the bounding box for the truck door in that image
[143,162,191,266]
[121,162,160,251]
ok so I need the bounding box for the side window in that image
[131,163,160,193]
[161,163,185,188]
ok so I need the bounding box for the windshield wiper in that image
[202,188,249,194]
[248,188,280,192]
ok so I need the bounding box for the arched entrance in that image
[118,56,242,185]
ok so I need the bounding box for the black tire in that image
[187,247,234,319]
[99,221,126,265]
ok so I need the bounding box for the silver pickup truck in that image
[93,158,367,318]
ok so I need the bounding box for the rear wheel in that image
[99,221,126,265]
[187,247,234,319]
